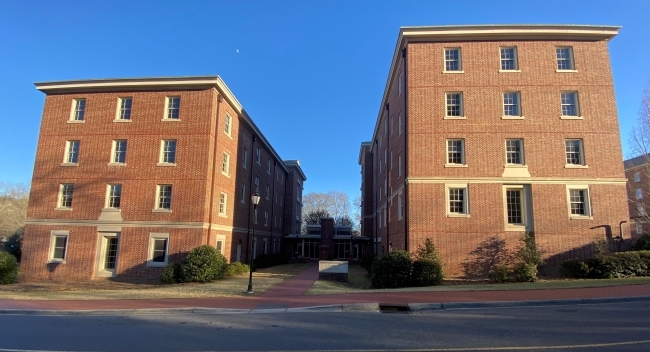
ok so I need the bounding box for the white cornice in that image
[406,176,626,185]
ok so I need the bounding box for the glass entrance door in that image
[104,237,118,272]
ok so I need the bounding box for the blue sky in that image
[1,0,649,200]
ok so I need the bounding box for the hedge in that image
[370,250,412,288]
[411,259,443,286]
[179,245,228,283]
[0,251,18,285]
[226,262,250,276]
[562,251,650,279]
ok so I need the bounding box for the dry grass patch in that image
[0,263,311,300]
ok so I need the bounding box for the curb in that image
[1,296,649,316]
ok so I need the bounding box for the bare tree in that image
[628,78,650,226]
[301,190,357,228]
[304,209,329,226]
[0,182,29,238]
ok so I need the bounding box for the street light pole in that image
[247,193,260,294]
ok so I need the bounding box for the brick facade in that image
[360,25,630,277]
[22,76,306,281]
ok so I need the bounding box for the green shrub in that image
[561,259,590,278]
[370,250,412,288]
[585,252,648,279]
[415,238,441,262]
[226,262,250,276]
[252,253,288,270]
[512,262,538,282]
[633,234,650,251]
[488,264,511,283]
[180,245,228,283]
[0,251,19,285]
[160,262,181,284]
[2,229,23,262]
[411,259,443,286]
[592,238,610,255]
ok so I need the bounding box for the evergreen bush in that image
[633,234,650,251]
[0,251,19,285]
[488,264,511,283]
[179,245,228,283]
[561,259,590,278]
[411,259,443,286]
[370,250,412,288]
[226,262,250,276]
[160,262,181,284]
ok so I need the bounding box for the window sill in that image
[445,164,468,168]
[444,116,466,120]
[102,208,121,212]
[447,213,470,218]
[505,225,527,232]
[442,71,465,74]
[107,163,126,167]
[48,260,66,264]
[152,209,172,213]
[556,69,578,73]
[502,116,525,120]
[499,70,521,73]
[225,133,233,139]
[570,216,593,220]
[60,163,78,167]
[54,207,72,211]
[113,119,132,123]
[218,214,228,218]
[504,164,528,168]
[565,164,588,169]
[221,172,230,178]
[161,119,181,122]
[67,120,85,124]
[560,116,584,120]
[157,163,177,167]
[146,261,168,268]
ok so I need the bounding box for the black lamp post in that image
[247,192,261,294]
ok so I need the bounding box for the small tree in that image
[415,238,441,262]
[0,251,18,285]
[512,233,544,282]
[412,238,444,286]
[370,250,412,288]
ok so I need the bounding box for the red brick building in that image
[22,76,306,281]
[359,25,630,277]
[624,155,650,240]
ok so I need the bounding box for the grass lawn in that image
[305,264,650,295]
[0,263,311,300]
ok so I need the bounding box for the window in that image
[240,183,246,204]
[390,151,393,170]
[503,92,521,117]
[506,189,525,225]
[58,184,74,208]
[635,172,641,182]
[390,117,394,136]
[254,176,259,192]
[156,185,172,210]
[219,193,227,215]
[638,204,646,216]
[398,71,404,96]
[256,147,261,164]
[398,114,403,135]
[254,209,258,224]
[505,139,524,165]
[384,148,387,165]
[445,92,464,117]
[500,47,518,70]
[64,140,80,164]
[165,97,180,119]
[71,99,86,121]
[447,139,465,165]
[561,92,579,117]
[160,140,177,164]
[222,152,230,176]
[264,211,269,226]
[267,158,271,174]
[444,48,461,71]
[568,189,590,217]
[107,184,122,209]
[384,119,387,136]
[50,231,69,262]
[111,140,127,164]
[637,222,644,235]
[448,187,468,216]
[148,233,169,266]
[216,240,224,254]
[636,188,643,199]
[243,148,248,169]
[117,97,132,120]
[565,139,584,165]
[224,113,232,136]
[383,207,387,227]
[398,192,403,220]
[265,184,270,199]
[556,47,574,70]
[398,154,403,177]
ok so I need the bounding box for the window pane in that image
[561,93,577,116]
[447,140,463,164]
[158,185,172,209]
[104,237,119,270]
[152,239,167,262]
[503,93,519,116]
[506,140,522,164]
[109,185,122,208]
[446,93,462,116]
[167,97,180,119]
[120,98,132,120]
[449,188,465,213]
[570,190,586,215]
[565,140,582,164]
[506,190,523,224]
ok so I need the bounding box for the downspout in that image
[385,103,390,251]
[402,47,410,252]
[246,136,256,263]
[207,93,223,247]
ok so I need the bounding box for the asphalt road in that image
[1,302,649,351]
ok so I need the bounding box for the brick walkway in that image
[1,264,650,311]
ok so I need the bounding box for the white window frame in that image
[566,186,592,219]
[155,184,172,211]
[564,139,586,167]
[57,184,74,209]
[398,114,403,136]
[254,176,259,193]
[638,204,646,217]
[556,47,575,71]
[398,153,403,177]
[115,97,132,121]
[243,148,248,169]
[446,139,466,166]
[560,91,581,119]
[63,140,80,165]
[267,158,271,174]
[110,140,127,165]
[398,191,403,220]
[444,48,462,72]
[505,139,524,165]
[636,188,643,200]
[446,183,469,217]
[147,233,169,267]
[503,185,529,231]
[159,140,177,165]
[216,235,226,255]
[398,71,404,96]
[256,147,261,165]
[264,211,269,226]
[502,92,522,119]
[445,92,465,119]
[106,184,122,209]
[499,47,519,71]
[164,96,180,120]
[634,172,641,183]
[266,184,270,200]
[224,113,232,137]
[637,222,644,235]
[219,192,227,216]
[70,99,86,122]
[240,183,246,204]
[49,230,69,263]
[221,152,230,176]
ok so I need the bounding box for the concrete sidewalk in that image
[2,264,650,313]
